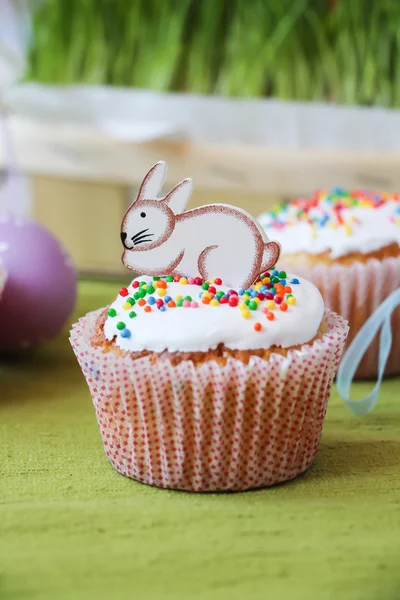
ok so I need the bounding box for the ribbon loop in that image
[337,288,400,414]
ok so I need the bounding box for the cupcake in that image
[258,189,400,379]
[70,161,348,492]
[70,271,348,491]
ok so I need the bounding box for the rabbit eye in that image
[140,212,146,218]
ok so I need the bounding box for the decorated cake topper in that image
[121,161,281,288]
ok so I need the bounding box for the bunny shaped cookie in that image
[121,161,280,289]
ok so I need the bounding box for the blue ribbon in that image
[337,288,400,415]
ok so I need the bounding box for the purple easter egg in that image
[0,215,77,351]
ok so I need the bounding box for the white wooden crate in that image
[2,116,400,275]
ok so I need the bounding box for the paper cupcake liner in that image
[70,309,348,492]
[279,256,400,379]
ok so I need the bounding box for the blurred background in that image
[1,0,400,276]
[26,0,400,104]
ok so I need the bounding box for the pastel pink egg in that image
[0,216,77,351]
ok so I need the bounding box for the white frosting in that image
[258,195,400,258]
[103,274,324,353]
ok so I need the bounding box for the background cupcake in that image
[258,189,400,379]
[71,271,348,492]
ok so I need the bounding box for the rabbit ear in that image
[163,178,193,215]
[137,161,168,201]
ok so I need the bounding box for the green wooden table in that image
[1,281,400,600]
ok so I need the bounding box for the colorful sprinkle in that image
[116,321,125,330]
[138,298,146,307]
[120,328,131,338]
[108,308,117,317]
[144,305,152,313]
[119,287,129,297]
[287,296,296,305]
[254,322,262,332]
[147,296,156,305]
[266,312,275,321]
[344,222,352,236]
[129,311,136,318]
[228,296,238,307]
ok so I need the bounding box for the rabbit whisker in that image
[134,238,153,245]
[131,228,149,242]
[133,233,153,244]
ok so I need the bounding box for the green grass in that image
[27,0,400,107]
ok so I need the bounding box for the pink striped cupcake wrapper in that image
[70,308,348,492]
[279,255,400,379]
